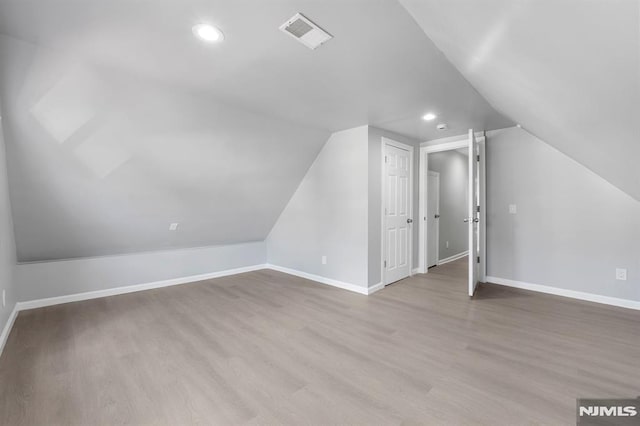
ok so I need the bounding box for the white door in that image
[384,141,413,285]
[468,130,480,296]
[427,171,440,268]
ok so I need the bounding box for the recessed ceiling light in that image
[192,23,224,42]
[422,112,437,121]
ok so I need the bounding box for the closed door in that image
[384,142,413,285]
[427,171,440,268]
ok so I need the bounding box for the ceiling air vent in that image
[280,13,332,50]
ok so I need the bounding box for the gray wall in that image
[16,241,266,301]
[267,126,369,288]
[0,118,17,340]
[428,150,468,260]
[368,127,420,285]
[486,127,640,301]
[11,125,640,305]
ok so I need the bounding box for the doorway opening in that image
[426,149,470,269]
[418,131,486,296]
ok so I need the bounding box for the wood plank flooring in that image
[1,257,639,425]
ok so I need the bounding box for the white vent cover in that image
[279,13,332,50]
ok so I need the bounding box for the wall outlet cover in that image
[321,255,327,265]
[615,268,627,281]
[509,204,517,214]
[169,223,179,231]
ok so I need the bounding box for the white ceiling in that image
[0,0,514,261]
[0,0,512,140]
[400,0,640,201]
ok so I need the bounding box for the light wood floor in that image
[1,257,639,425]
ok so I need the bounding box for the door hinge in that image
[385,155,388,163]
[477,154,480,162]
[477,205,480,213]
[384,260,387,267]
[477,256,480,264]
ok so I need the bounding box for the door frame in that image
[427,170,440,268]
[418,135,486,282]
[381,137,414,286]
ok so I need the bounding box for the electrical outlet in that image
[321,256,327,265]
[169,223,179,231]
[446,241,449,249]
[615,268,627,281]
[509,204,517,214]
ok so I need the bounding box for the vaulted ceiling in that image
[400,0,640,201]
[0,0,511,139]
[0,0,512,261]
[2,0,637,262]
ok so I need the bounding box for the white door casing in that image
[427,171,440,268]
[468,129,480,296]
[383,139,413,285]
[419,135,486,285]
[478,138,486,283]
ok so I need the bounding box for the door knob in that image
[464,218,479,223]
[434,214,440,219]
[407,218,413,224]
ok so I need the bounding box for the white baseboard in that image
[438,250,469,266]
[16,264,268,311]
[486,276,640,311]
[0,304,18,359]
[368,282,384,295]
[265,264,374,295]
[411,268,420,275]
[8,262,382,347]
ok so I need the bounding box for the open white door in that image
[426,171,440,268]
[468,130,479,296]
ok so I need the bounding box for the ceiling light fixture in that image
[192,23,224,42]
[422,112,437,121]
[436,123,448,131]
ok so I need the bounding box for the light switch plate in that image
[509,204,517,214]
[169,223,179,231]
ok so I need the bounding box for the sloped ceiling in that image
[0,0,512,261]
[0,35,331,261]
[399,0,640,201]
